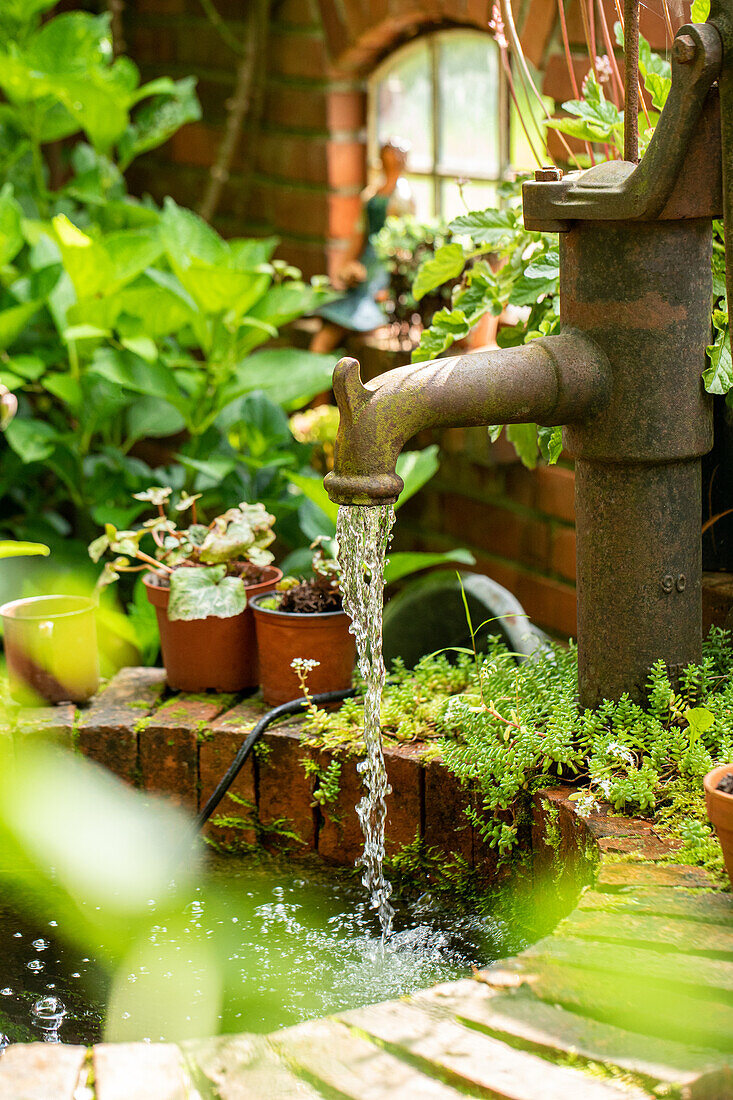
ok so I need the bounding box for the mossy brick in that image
[75,668,167,783]
[14,704,76,748]
[423,759,473,864]
[315,746,364,864]
[140,696,227,809]
[384,743,423,855]
[198,701,267,849]
[597,862,718,890]
[257,725,317,853]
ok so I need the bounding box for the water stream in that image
[336,503,396,939]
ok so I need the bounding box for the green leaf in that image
[413,243,466,301]
[395,444,440,505]
[384,549,475,586]
[0,540,49,559]
[287,470,338,527]
[118,77,201,170]
[228,349,336,411]
[448,208,518,246]
[0,184,23,267]
[89,347,182,407]
[0,300,42,351]
[704,326,733,395]
[691,0,709,19]
[167,565,247,621]
[506,423,539,469]
[537,425,563,464]
[126,397,185,443]
[160,197,229,269]
[5,418,59,463]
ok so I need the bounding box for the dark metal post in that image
[624,0,640,163]
[561,219,713,707]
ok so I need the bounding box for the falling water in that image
[337,503,396,939]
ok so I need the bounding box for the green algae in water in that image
[0,852,526,1046]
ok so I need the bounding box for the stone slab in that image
[0,1042,86,1099]
[597,862,717,889]
[557,908,733,955]
[338,999,649,1100]
[93,1042,202,1100]
[579,886,733,924]
[271,1018,469,1099]
[417,979,729,1087]
[184,1034,326,1099]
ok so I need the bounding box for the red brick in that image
[270,31,331,80]
[469,554,577,638]
[256,133,329,185]
[327,89,367,132]
[384,743,423,855]
[141,695,227,809]
[441,494,552,571]
[258,724,317,852]
[542,52,594,102]
[519,0,557,66]
[76,668,166,783]
[316,747,365,864]
[424,759,473,864]
[264,85,329,131]
[550,525,576,582]
[327,140,367,188]
[277,0,321,27]
[169,122,223,169]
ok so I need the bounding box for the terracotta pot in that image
[0,595,99,705]
[144,567,282,693]
[704,762,733,887]
[250,593,356,706]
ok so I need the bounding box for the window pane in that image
[405,175,436,220]
[440,179,498,223]
[373,40,433,175]
[437,32,500,178]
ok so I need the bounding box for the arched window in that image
[368,29,534,220]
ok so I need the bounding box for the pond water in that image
[0,852,529,1048]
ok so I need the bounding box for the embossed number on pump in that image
[661,573,686,594]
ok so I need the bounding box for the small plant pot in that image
[704,763,733,887]
[0,595,99,705]
[250,594,356,707]
[144,567,282,693]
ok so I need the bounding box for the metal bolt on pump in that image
[325,1,733,709]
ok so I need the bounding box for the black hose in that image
[194,687,357,833]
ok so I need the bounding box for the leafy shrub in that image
[0,3,335,568]
[306,628,733,876]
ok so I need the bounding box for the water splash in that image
[31,996,66,1042]
[337,503,395,939]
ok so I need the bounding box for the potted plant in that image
[704,763,733,887]
[89,487,281,692]
[250,538,355,706]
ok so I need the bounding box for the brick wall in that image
[396,428,578,639]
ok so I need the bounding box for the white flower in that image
[290,658,320,674]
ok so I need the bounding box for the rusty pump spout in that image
[326,11,733,709]
[324,333,610,506]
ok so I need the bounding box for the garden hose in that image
[194,687,357,833]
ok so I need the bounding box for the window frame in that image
[367,28,511,219]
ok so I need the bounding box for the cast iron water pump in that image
[325,3,733,709]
